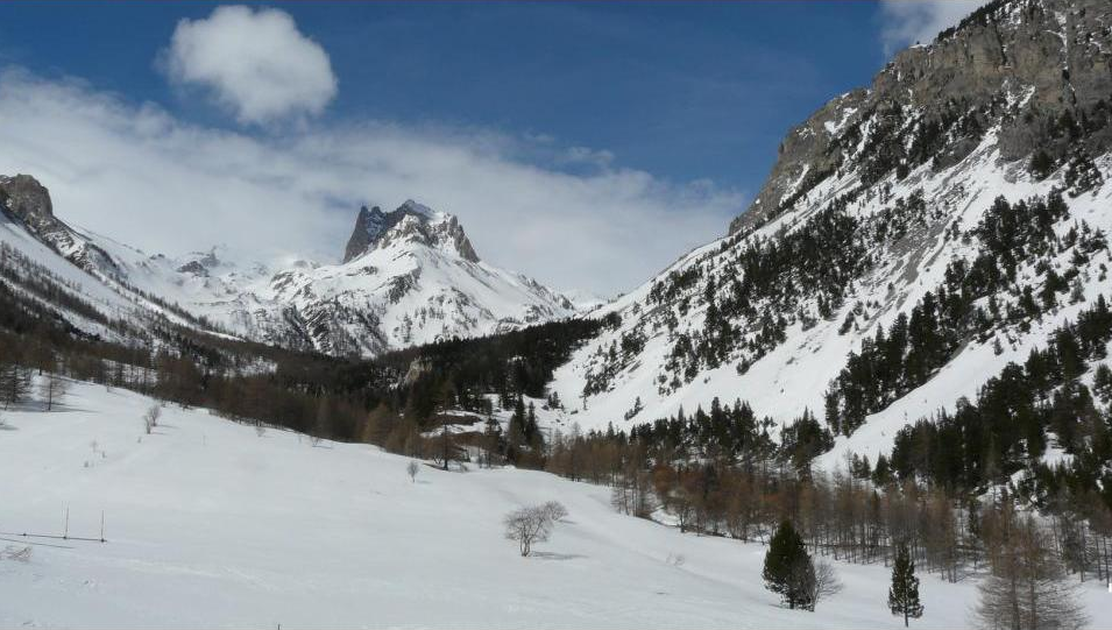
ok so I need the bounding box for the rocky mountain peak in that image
[342,201,480,264]
[729,0,1112,235]
[0,172,124,278]
[342,205,386,263]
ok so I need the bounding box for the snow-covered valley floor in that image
[1,381,1107,629]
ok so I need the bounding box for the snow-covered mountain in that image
[0,175,576,356]
[247,201,576,356]
[546,0,1112,465]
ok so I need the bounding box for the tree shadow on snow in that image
[531,551,586,561]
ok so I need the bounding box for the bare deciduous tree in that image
[806,559,843,610]
[143,405,161,435]
[541,500,568,522]
[40,372,67,411]
[504,502,568,557]
[975,515,1088,630]
[431,424,456,471]
[611,470,657,519]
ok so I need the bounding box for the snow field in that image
[2,380,1108,628]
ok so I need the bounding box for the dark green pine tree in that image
[763,520,814,610]
[508,395,526,439]
[524,401,540,446]
[888,543,924,627]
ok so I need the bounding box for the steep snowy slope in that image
[0,175,575,356]
[6,379,1107,628]
[547,0,1112,464]
[0,176,217,341]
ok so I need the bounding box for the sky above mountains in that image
[0,1,984,294]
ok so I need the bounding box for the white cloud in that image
[0,69,742,295]
[163,5,337,124]
[558,146,615,170]
[879,0,988,54]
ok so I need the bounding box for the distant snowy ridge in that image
[0,175,578,356]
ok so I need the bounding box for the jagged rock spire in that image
[341,201,480,264]
[343,205,386,263]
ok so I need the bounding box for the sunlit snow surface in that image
[6,380,1107,628]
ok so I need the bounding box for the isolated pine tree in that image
[1030,149,1054,180]
[763,520,814,610]
[888,543,924,627]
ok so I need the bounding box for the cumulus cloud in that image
[0,69,742,295]
[879,0,988,54]
[163,5,337,124]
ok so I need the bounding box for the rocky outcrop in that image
[0,174,121,278]
[730,0,1112,234]
[1,174,59,234]
[342,201,480,264]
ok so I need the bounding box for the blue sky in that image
[0,2,980,293]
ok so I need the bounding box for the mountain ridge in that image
[729,0,1112,235]
[542,0,1112,472]
[0,177,577,357]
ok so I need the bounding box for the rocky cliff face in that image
[730,0,1112,235]
[0,174,54,224]
[0,174,122,279]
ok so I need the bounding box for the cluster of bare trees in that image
[503,501,568,557]
[546,426,1112,591]
[0,362,30,409]
[546,426,630,485]
[544,425,1108,627]
[1,346,68,412]
[975,507,1089,630]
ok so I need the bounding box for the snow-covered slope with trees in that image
[0,175,576,356]
[6,379,1106,629]
[547,0,1112,468]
